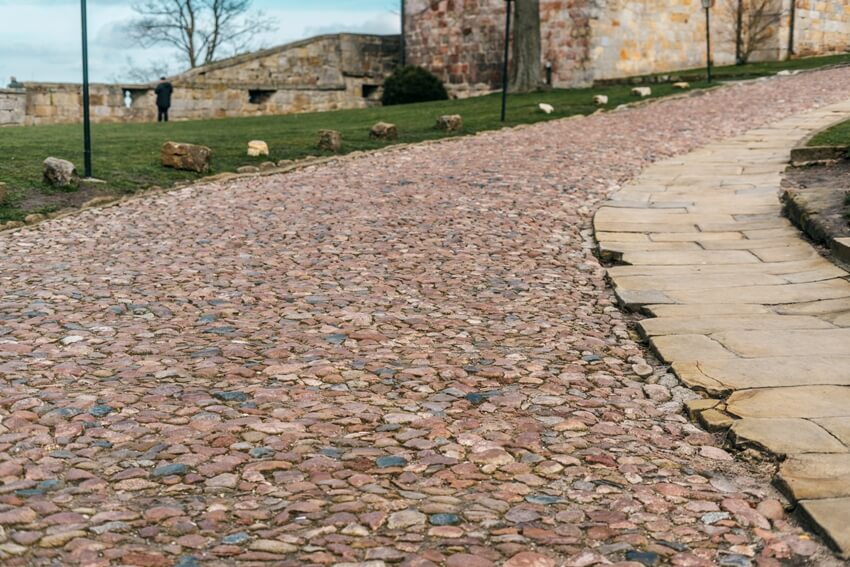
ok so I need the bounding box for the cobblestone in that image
[2,70,850,565]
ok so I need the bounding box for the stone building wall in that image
[405,0,850,91]
[4,34,399,127]
[0,90,26,126]
[794,0,850,56]
[404,0,594,95]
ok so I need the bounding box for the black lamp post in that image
[702,0,713,83]
[788,0,797,58]
[80,0,93,178]
[400,0,406,66]
[500,0,514,122]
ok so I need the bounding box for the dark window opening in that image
[248,89,276,104]
[361,84,379,99]
[124,88,151,108]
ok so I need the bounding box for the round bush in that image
[381,66,449,106]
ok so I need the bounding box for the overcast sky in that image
[0,0,400,85]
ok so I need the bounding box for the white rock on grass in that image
[538,103,555,114]
[673,82,690,89]
[592,95,608,106]
[247,140,269,157]
[631,87,652,97]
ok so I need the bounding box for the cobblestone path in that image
[2,69,850,567]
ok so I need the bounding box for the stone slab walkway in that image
[4,69,850,566]
[595,98,850,558]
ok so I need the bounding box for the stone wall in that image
[5,34,400,127]
[794,0,850,56]
[0,90,26,126]
[405,0,850,91]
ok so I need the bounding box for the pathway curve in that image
[595,98,850,558]
[2,69,850,566]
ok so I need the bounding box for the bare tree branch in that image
[726,0,783,64]
[127,0,277,70]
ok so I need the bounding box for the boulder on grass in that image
[161,142,211,173]
[592,95,608,106]
[673,82,690,90]
[247,140,269,157]
[43,157,79,187]
[436,115,463,132]
[631,87,652,97]
[369,122,398,140]
[318,130,342,152]
[537,104,554,115]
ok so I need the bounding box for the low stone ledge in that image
[790,145,849,166]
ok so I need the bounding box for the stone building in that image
[404,0,850,95]
[2,3,848,127]
[0,33,399,127]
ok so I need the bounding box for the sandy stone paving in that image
[2,69,850,567]
[595,94,850,558]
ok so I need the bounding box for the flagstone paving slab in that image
[814,418,850,445]
[799,498,850,559]
[778,454,850,500]
[596,91,850,558]
[639,315,834,336]
[679,357,850,390]
[714,329,850,357]
[730,418,848,456]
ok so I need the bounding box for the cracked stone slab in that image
[778,454,850,500]
[649,334,737,363]
[667,280,850,305]
[614,272,788,291]
[727,386,850,419]
[621,250,761,266]
[799,498,850,558]
[639,315,834,337]
[685,357,850,390]
[730,418,848,456]
[713,329,850,357]
[814,418,850,446]
[645,304,772,317]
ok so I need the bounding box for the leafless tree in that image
[510,0,541,92]
[729,0,783,64]
[117,57,173,83]
[128,0,276,70]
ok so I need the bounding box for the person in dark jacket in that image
[154,77,173,122]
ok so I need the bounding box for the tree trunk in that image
[735,0,745,64]
[510,0,541,93]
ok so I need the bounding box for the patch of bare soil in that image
[16,183,118,215]
[782,160,850,245]
[783,159,850,245]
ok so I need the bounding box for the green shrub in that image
[381,66,449,106]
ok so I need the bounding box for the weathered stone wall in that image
[590,0,736,80]
[6,34,399,127]
[405,0,850,90]
[794,0,850,56]
[0,90,26,126]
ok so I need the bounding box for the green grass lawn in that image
[0,82,708,221]
[636,52,850,82]
[2,50,848,223]
[808,119,850,147]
